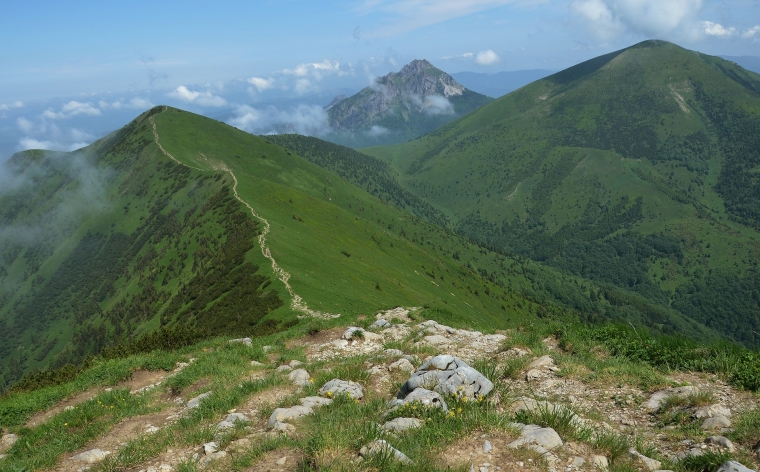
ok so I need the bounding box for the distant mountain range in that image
[322,59,492,148]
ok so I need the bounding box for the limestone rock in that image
[702,415,731,430]
[71,448,110,463]
[705,436,735,452]
[525,369,543,381]
[289,359,303,367]
[250,360,264,367]
[628,448,661,471]
[276,364,293,373]
[186,391,212,409]
[228,337,252,346]
[389,358,415,373]
[319,379,364,399]
[271,421,295,433]
[288,368,311,386]
[199,451,227,466]
[483,440,493,453]
[370,319,391,329]
[360,439,412,464]
[343,327,380,341]
[395,387,448,412]
[644,386,700,411]
[508,425,563,450]
[0,434,18,453]
[267,405,313,428]
[716,461,756,472]
[385,348,405,357]
[216,412,249,430]
[203,442,219,455]
[694,404,732,419]
[423,334,451,346]
[527,355,555,370]
[592,455,609,470]
[300,396,333,409]
[397,355,493,401]
[383,417,422,432]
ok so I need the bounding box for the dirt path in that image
[150,108,338,320]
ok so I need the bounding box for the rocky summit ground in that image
[1,308,759,472]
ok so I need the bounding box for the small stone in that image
[370,319,391,329]
[389,358,415,373]
[396,387,448,412]
[198,451,227,466]
[508,425,563,450]
[705,436,735,452]
[319,379,364,399]
[263,345,272,352]
[423,334,451,345]
[300,396,333,408]
[527,355,554,370]
[159,465,172,472]
[203,442,219,455]
[702,415,731,430]
[228,337,252,346]
[483,440,492,453]
[71,449,110,463]
[383,417,422,432]
[628,448,661,471]
[144,425,160,434]
[250,360,264,367]
[571,456,585,468]
[716,461,756,472]
[694,404,732,419]
[267,405,313,428]
[289,359,303,367]
[360,439,412,464]
[276,364,293,373]
[0,434,18,452]
[288,368,311,386]
[525,369,543,381]
[592,455,609,470]
[385,348,405,357]
[644,386,700,411]
[186,391,212,409]
[276,456,287,465]
[271,421,295,433]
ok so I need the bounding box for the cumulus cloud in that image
[282,60,349,80]
[475,49,500,65]
[15,114,95,152]
[442,52,474,60]
[167,86,227,107]
[742,25,760,39]
[228,104,331,136]
[248,76,275,92]
[570,0,704,40]
[702,21,736,37]
[42,101,101,119]
[0,101,24,111]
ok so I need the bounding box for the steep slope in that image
[2,106,596,389]
[324,59,492,148]
[364,40,760,347]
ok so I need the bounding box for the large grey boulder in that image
[716,461,756,472]
[319,379,364,399]
[300,396,333,409]
[392,387,448,412]
[397,355,493,401]
[694,404,731,419]
[705,436,735,452]
[360,440,412,464]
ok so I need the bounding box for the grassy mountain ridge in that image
[363,40,760,347]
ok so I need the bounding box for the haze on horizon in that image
[0,0,758,159]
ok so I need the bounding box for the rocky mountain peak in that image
[398,59,436,77]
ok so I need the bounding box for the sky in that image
[0,0,758,159]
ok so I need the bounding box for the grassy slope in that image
[363,41,760,346]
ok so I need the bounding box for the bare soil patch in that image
[240,447,304,471]
[25,388,103,427]
[119,370,167,392]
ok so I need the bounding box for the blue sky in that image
[0,0,758,157]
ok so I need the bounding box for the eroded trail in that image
[149,108,338,319]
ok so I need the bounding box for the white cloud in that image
[442,52,474,60]
[248,76,275,92]
[0,101,24,111]
[742,25,760,39]
[42,101,101,119]
[295,78,316,95]
[282,60,350,80]
[228,104,331,136]
[366,125,390,137]
[475,49,500,65]
[571,0,705,40]
[423,95,455,115]
[358,0,533,37]
[702,21,736,37]
[98,97,154,110]
[168,86,227,107]
[17,137,55,151]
